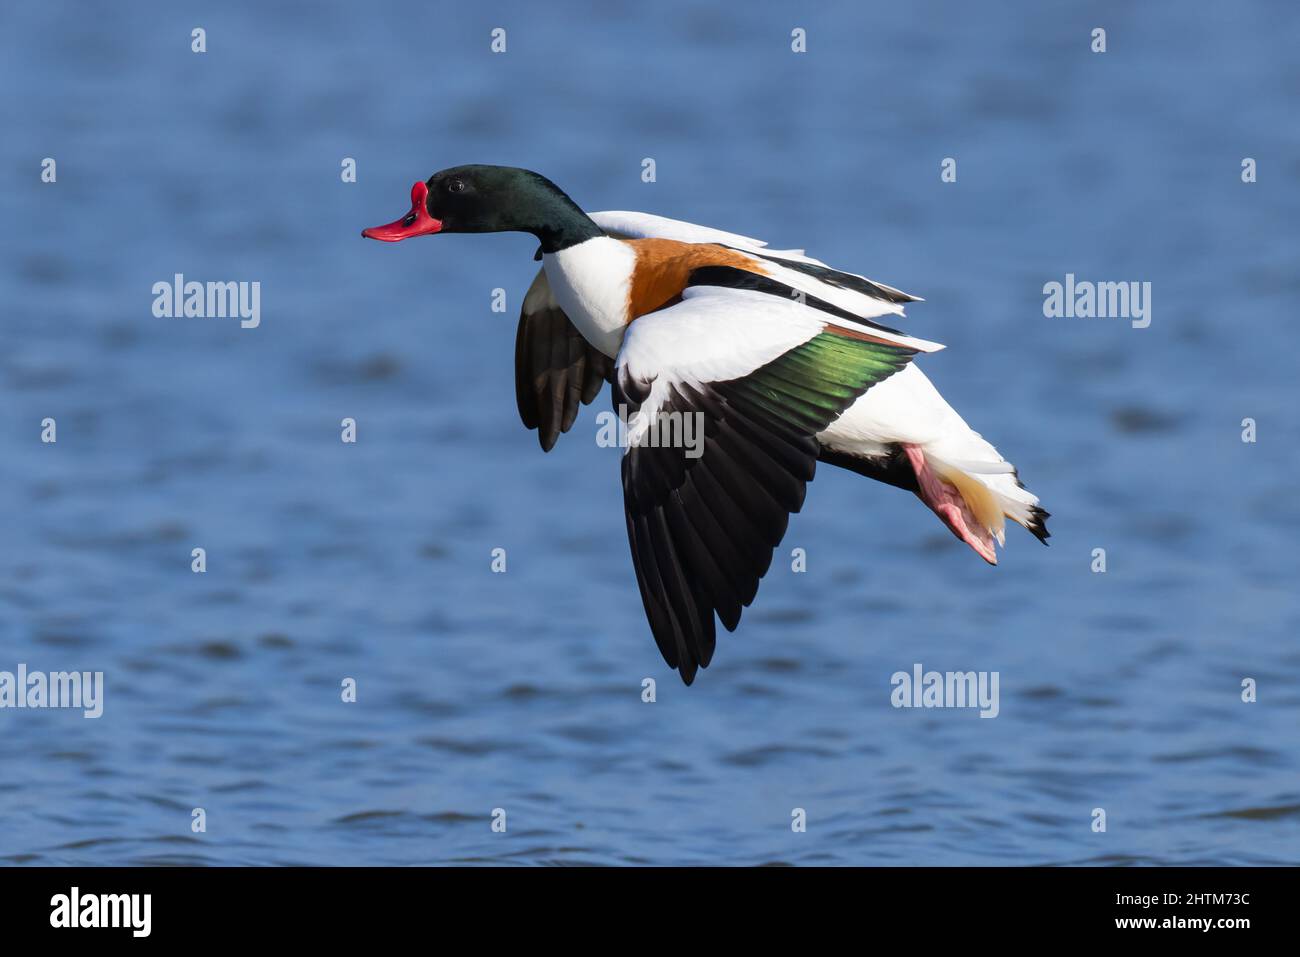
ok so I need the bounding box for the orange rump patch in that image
[624,239,768,319]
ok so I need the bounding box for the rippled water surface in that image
[1,1,1298,865]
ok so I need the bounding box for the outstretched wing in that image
[515,267,613,452]
[615,285,923,684]
[592,210,922,317]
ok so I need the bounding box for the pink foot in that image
[903,444,997,565]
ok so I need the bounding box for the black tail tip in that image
[1027,506,1051,545]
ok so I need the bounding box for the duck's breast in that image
[542,237,638,358]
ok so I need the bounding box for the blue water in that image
[1,0,1297,865]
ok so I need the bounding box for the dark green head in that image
[361,164,604,253]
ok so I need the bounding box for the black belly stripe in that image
[818,444,920,493]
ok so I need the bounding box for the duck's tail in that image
[816,362,1049,564]
[904,441,1049,565]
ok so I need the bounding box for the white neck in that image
[542,237,636,358]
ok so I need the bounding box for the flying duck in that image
[363,165,1049,685]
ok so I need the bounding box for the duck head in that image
[361,164,603,253]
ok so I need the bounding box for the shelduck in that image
[363,165,1049,685]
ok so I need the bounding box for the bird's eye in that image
[447,179,466,193]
